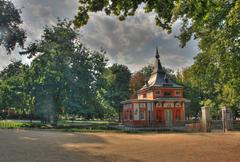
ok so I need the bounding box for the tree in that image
[129,72,145,97]
[129,65,153,97]
[74,0,175,32]
[0,61,30,118]
[104,64,131,121]
[176,67,201,118]
[0,0,26,53]
[140,65,153,81]
[21,20,108,123]
[74,0,239,49]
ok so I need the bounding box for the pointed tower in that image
[152,47,163,74]
[141,47,182,90]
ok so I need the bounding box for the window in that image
[163,103,174,108]
[143,94,147,98]
[140,111,145,120]
[147,92,152,98]
[155,90,160,97]
[130,110,133,120]
[164,91,171,97]
[175,103,181,107]
[176,90,181,96]
[134,108,138,115]
[156,102,162,107]
[139,103,146,108]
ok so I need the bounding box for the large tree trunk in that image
[52,89,61,126]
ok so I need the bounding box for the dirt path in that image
[0,129,239,162]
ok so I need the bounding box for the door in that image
[165,109,173,127]
[147,103,153,127]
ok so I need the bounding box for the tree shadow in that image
[1,129,143,161]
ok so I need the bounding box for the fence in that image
[210,120,223,130]
[120,119,240,132]
[233,120,240,130]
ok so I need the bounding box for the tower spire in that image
[156,46,159,59]
[152,46,163,74]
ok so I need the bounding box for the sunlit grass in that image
[0,119,119,132]
[0,121,31,129]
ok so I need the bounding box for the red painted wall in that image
[123,103,184,127]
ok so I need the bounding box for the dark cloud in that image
[0,0,199,71]
[80,11,199,71]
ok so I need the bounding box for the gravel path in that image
[0,129,239,162]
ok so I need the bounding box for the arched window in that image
[156,102,162,107]
[175,102,181,107]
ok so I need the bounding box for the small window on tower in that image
[164,91,171,97]
[176,90,181,96]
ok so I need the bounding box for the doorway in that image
[147,103,153,127]
[165,109,173,127]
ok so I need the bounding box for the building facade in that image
[121,48,190,127]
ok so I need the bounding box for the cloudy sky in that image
[0,0,199,72]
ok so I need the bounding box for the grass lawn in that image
[0,120,117,132]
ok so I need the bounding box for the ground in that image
[0,129,239,162]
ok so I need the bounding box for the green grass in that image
[0,119,117,131]
[0,121,32,129]
[0,120,144,133]
[57,120,111,126]
[56,120,116,129]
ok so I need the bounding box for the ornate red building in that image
[121,48,190,127]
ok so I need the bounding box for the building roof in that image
[121,97,190,104]
[139,47,183,91]
[121,99,153,104]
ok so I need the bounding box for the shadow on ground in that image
[0,129,141,162]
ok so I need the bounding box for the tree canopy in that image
[74,0,239,48]
[0,0,26,53]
